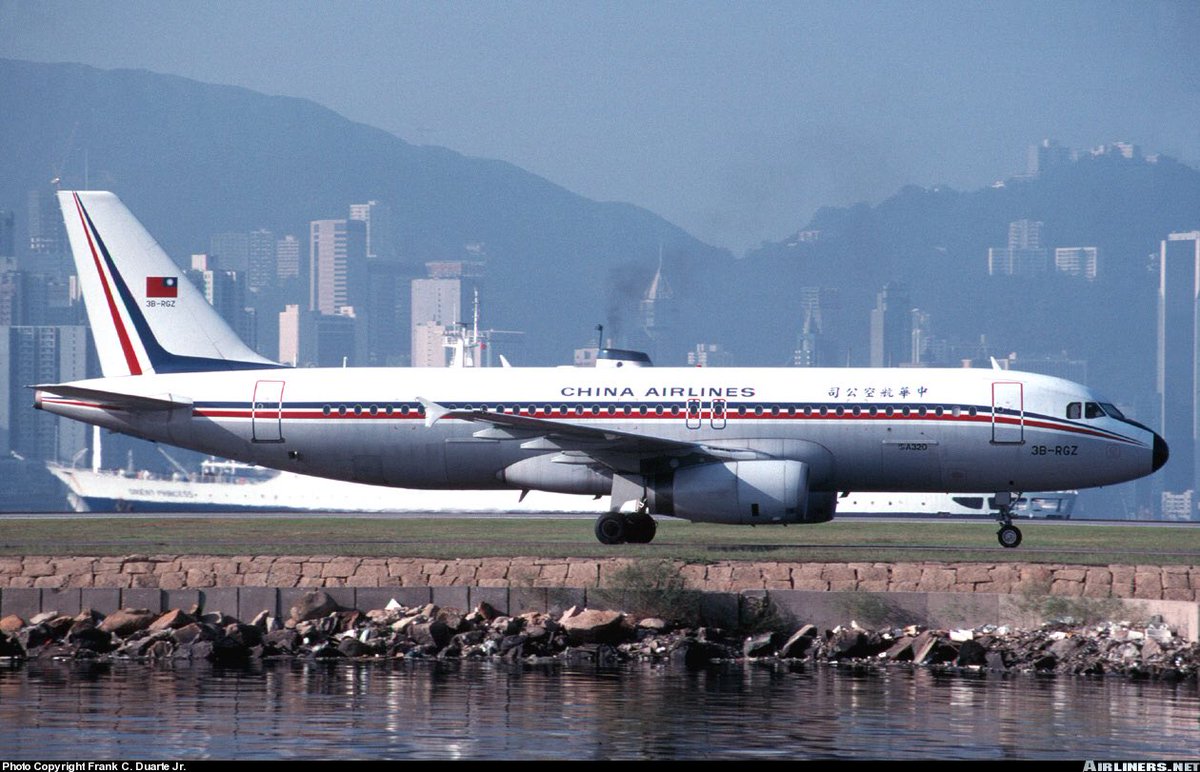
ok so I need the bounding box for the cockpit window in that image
[1066,402,1081,419]
[1085,402,1105,419]
[1099,402,1125,420]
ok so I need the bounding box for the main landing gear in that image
[993,491,1023,549]
[594,501,658,545]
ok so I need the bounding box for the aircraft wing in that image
[33,383,193,413]
[419,398,764,473]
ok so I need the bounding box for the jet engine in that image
[647,459,836,525]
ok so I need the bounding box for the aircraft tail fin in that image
[58,191,281,376]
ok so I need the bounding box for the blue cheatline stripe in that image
[189,399,1145,446]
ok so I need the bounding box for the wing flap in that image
[418,397,769,472]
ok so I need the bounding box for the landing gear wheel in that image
[595,512,628,545]
[624,513,657,544]
[997,524,1023,549]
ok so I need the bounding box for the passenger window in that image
[1066,403,1081,419]
[1085,402,1104,419]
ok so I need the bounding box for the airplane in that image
[35,191,1168,548]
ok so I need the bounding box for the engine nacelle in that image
[649,459,836,525]
[500,455,612,496]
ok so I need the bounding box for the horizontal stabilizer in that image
[33,383,193,412]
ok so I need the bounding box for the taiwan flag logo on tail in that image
[146,276,178,298]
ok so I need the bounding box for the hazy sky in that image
[3,0,1198,252]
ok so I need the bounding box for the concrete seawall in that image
[2,556,1198,600]
[1,556,1198,640]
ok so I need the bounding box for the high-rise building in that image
[0,262,22,326]
[365,259,416,366]
[1054,247,1098,280]
[349,200,396,260]
[0,325,88,462]
[309,219,367,315]
[988,219,1048,276]
[869,283,912,368]
[210,232,250,274]
[276,235,301,282]
[411,277,461,367]
[0,210,14,257]
[27,189,66,256]
[1027,139,1070,176]
[187,254,256,351]
[247,229,276,293]
[278,304,301,367]
[1157,231,1200,518]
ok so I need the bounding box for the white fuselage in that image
[37,364,1160,497]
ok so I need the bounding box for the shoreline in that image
[2,589,1198,682]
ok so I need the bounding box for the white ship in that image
[838,491,1075,519]
[47,457,610,514]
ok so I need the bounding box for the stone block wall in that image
[0,556,1197,601]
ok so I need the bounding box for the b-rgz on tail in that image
[35,192,1169,547]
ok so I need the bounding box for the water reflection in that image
[0,660,1196,759]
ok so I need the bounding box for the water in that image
[0,659,1196,759]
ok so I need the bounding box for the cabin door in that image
[991,381,1024,444]
[252,380,285,443]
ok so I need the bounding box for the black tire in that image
[997,524,1023,549]
[625,514,657,544]
[595,512,628,545]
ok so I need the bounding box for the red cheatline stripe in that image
[187,406,1143,445]
[72,194,143,376]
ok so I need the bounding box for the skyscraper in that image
[247,229,276,293]
[349,200,396,260]
[0,210,14,258]
[869,283,912,368]
[0,325,88,462]
[209,232,250,274]
[309,219,367,315]
[1157,231,1200,518]
[411,277,462,367]
[276,235,301,282]
[27,189,66,256]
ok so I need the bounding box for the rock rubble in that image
[0,591,1197,680]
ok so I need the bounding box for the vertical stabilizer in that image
[58,191,281,376]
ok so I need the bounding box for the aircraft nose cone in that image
[1153,433,1170,472]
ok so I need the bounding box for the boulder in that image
[18,625,56,651]
[224,622,263,648]
[0,634,25,658]
[289,591,343,623]
[99,609,157,638]
[560,609,626,645]
[955,639,988,667]
[0,614,24,633]
[743,632,784,658]
[779,627,819,659]
[148,609,195,632]
[410,621,452,650]
[263,629,300,655]
[638,618,670,634]
[337,637,372,657]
